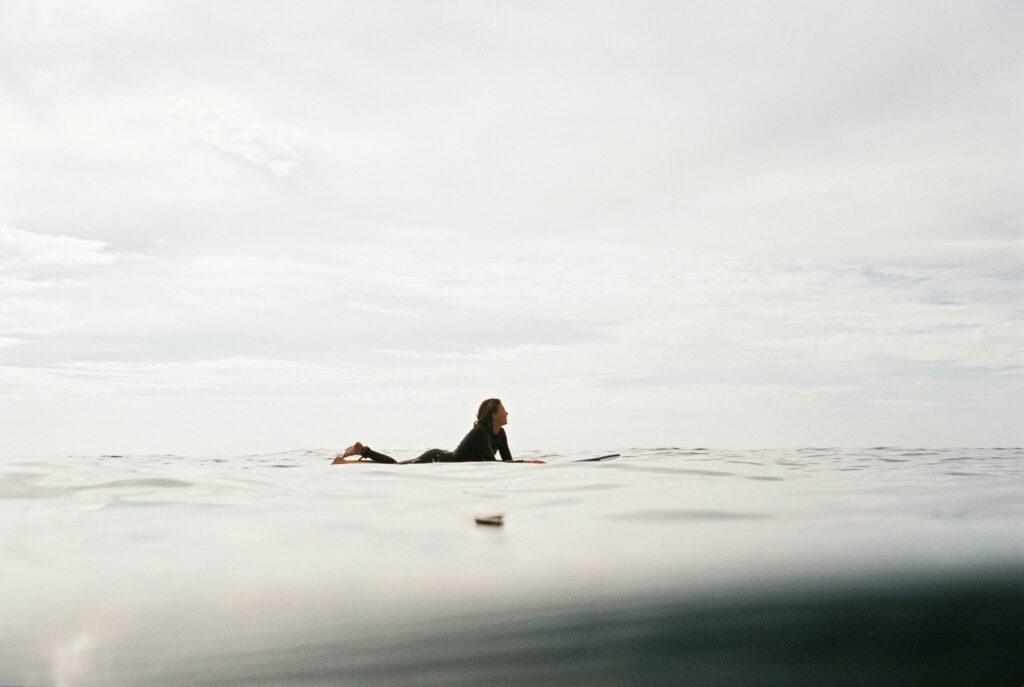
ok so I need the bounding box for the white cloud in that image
[0,356,368,396]
[0,336,30,348]
[173,107,306,179]
[0,237,1019,452]
[0,223,119,273]
[6,229,1019,385]
[0,224,128,347]
[0,2,1020,451]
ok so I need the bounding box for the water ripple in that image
[609,509,770,522]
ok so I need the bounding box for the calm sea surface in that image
[1,447,1021,686]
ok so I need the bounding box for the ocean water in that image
[0,447,1020,686]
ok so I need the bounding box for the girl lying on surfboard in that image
[332,398,545,464]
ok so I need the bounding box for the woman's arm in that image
[497,429,513,462]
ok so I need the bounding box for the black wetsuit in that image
[360,425,512,464]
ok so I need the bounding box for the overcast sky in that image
[1,1,1021,454]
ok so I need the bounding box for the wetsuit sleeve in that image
[497,429,512,461]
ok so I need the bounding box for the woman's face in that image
[494,403,509,427]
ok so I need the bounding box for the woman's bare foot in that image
[332,442,365,463]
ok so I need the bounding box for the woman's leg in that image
[358,446,399,464]
[337,442,365,459]
[335,445,454,464]
[402,448,453,464]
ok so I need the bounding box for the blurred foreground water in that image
[1,447,1021,685]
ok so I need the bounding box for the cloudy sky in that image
[1,1,1021,454]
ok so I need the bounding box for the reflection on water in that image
[0,447,1021,685]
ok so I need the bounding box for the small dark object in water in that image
[475,514,504,527]
[574,453,620,462]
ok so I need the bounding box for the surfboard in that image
[331,454,621,464]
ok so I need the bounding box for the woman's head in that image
[475,398,508,432]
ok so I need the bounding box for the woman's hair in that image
[474,398,502,431]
